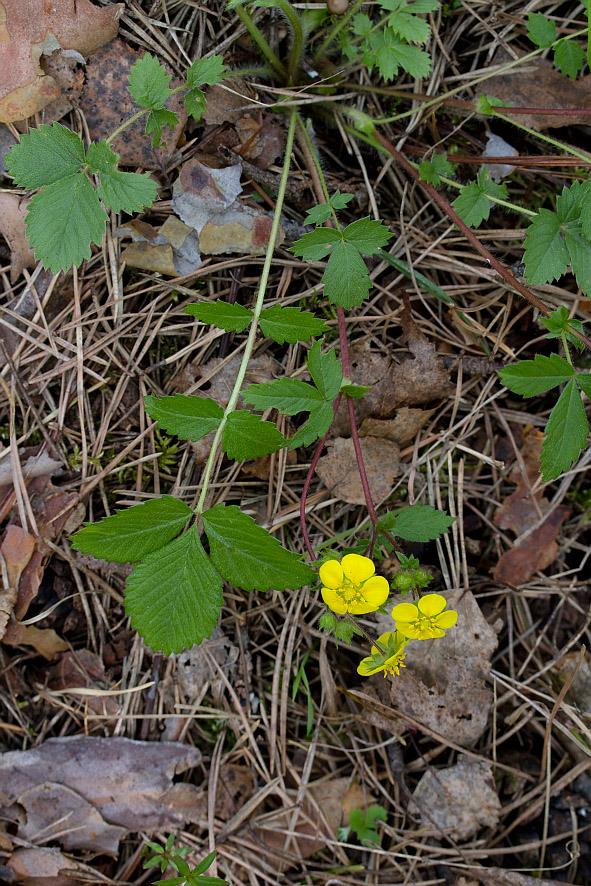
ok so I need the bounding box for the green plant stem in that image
[105,108,149,145]
[297,116,342,229]
[493,112,591,164]
[195,109,297,515]
[276,0,304,84]
[234,4,287,78]
[313,0,365,66]
[561,331,573,367]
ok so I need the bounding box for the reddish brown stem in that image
[374,129,591,351]
[300,393,342,559]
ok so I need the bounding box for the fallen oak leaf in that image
[0,193,36,283]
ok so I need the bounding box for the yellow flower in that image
[319,554,389,615]
[391,593,458,640]
[357,632,408,678]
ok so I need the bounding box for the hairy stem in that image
[234,4,287,78]
[493,112,591,164]
[195,109,297,514]
[313,0,365,66]
[276,0,304,85]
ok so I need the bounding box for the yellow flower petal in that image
[321,587,348,614]
[319,559,343,589]
[361,575,389,607]
[348,597,383,614]
[435,609,458,629]
[391,601,419,623]
[418,593,447,617]
[396,622,421,639]
[341,553,375,584]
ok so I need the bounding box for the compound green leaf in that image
[185,300,253,332]
[540,305,585,350]
[497,353,574,397]
[419,152,454,185]
[576,373,591,398]
[259,305,329,344]
[541,378,589,481]
[330,190,354,209]
[145,393,223,441]
[125,524,223,654]
[6,122,85,189]
[288,400,334,448]
[87,140,158,212]
[342,217,392,255]
[386,8,431,44]
[222,410,286,459]
[523,209,568,285]
[202,503,315,590]
[146,108,179,147]
[304,204,332,225]
[185,88,207,120]
[564,228,591,295]
[187,54,226,88]
[243,377,323,414]
[527,11,556,47]
[26,173,107,273]
[71,495,194,563]
[290,227,341,261]
[341,383,371,398]
[307,341,342,400]
[554,39,586,79]
[323,240,371,308]
[128,52,172,109]
[378,505,454,542]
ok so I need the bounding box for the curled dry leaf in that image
[359,407,436,447]
[0,193,35,283]
[2,623,68,660]
[7,847,81,886]
[0,735,205,843]
[0,524,35,641]
[376,588,498,745]
[79,38,186,168]
[409,755,501,840]
[494,429,569,584]
[49,648,120,717]
[0,0,122,123]
[316,436,400,506]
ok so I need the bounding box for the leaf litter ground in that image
[1,1,591,884]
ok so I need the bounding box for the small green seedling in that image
[337,804,388,846]
[143,837,227,886]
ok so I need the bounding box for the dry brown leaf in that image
[215,764,254,822]
[177,628,238,699]
[0,0,122,123]
[472,868,568,886]
[49,649,120,716]
[359,407,436,446]
[18,782,126,854]
[0,736,205,834]
[555,650,591,717]
[0,524,36,641]
[234,113,285,168]
[172,159,243,232]
[341,781,370,818]
[376,588,498,745]
[0,193,35,283]
[494,429,569,584]
[202,81,253,125]
[7,846,80,886]
[2,623,68,659]
[79,38,185,168]
[409,755,501,840]
[316,436,400,505]
[486,53,591,130]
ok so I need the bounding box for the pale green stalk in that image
[493,112,591,164]
[275,0,304,84]
[195,109,297,515]
[234,4,286,78]
[297,116,342,230]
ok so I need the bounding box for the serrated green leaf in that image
[497,353,574,396]
[304,204,333,225]
[125,524,223,654]
[288,400,334,448]
[527,11,556,47]
[222,410,286,459]
[187,55,226,88]
[352,11,373,36]
[202,503,315,590]
[330,190,354,209]
[379,505,454,542]
[349,809,365,831]
[26,173,107,273]
[371,30,432,79]
[554,39,586,78]
[87,141,158,213]
[145,393,223,440]
[540,306,585,350]
[128,52,172,109]
[5,122,85,189]
[419,152,455,185]
[307,341,342,400]
[342,217,392,255]
[334,619,362,643]
[452,182,491,228]
[365,804,388,826]
[576,373,591,398]
[291,227,341,261]
[523,209,568,285]
[71,495,193,563]
[185,88,207,121]
[541,378,589,481]
[185,300,253,332]
[243,378,323,415]
[386,9,431,44]
[259,305,329,344]
[564,229,591,295]
[146,108,179,147]
[322,240,371,308]
[581,188,591,240]
[359,829,381,846]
